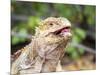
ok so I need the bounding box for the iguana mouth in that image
[53,26,71,36]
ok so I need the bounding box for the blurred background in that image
[11,0,96,71]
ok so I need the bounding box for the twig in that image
[72,43,96,54]
[11,31,32,39]
[11,14,28,21]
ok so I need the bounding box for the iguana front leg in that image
[11,40,38,74]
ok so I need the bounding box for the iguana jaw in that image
[52,26,71,37]
[54,26,70,34]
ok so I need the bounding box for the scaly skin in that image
[11,17,72,75]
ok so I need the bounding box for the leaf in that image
[84,6,96,25]
[28,17,39,27]
[78,48,85,55]
[19,28,28,36]
[71,51,80,59]
[75,28,86,39]
[66,46,76,53]
[72,35,81,43]
[12,36,20,45]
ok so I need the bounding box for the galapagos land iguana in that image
[11,17,72,74]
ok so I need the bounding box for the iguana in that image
[11,17,72,75]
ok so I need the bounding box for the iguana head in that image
[35,17,72,44]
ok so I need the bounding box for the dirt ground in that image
[61,53,96,71]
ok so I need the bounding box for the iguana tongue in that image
[61,29,70,32]
[60,29,70,36]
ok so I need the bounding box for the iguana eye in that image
[49,23,53,26]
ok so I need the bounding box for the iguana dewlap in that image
[11,17,72,75]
